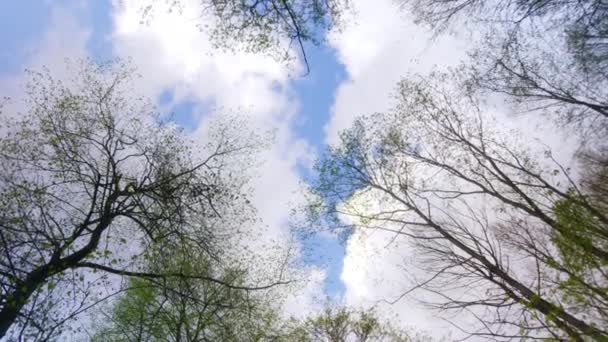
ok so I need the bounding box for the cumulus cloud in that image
[111,0,295,118]
[324,0,468,145]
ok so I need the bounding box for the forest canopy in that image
[0,0,606,340]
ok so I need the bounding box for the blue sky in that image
[291,43,347,296]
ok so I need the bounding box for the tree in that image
[308,75,608,340]
[406,0,607,68]
[0,60,287,340]
[549,147,608,322]
[139,0,349,74]
[281,305,433,342]
[92,246,281,342]
[403,0,608,140]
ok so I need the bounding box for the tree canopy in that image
[0,60,287,340]
[1,0,607,340]
[308,74,608,339]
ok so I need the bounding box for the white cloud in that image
[325,0,468,145]
[111,0,294,118]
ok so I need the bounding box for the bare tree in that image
[308,75,608,340]
[0,59,287,340]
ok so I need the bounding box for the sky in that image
[0,0,574,339]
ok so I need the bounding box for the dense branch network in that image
[309,75,608,340]
[0,60,287,340]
